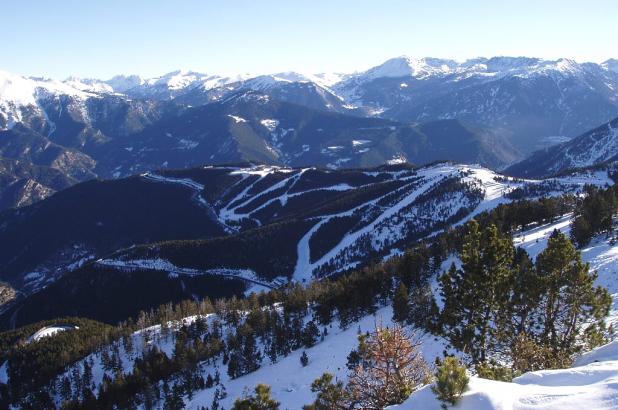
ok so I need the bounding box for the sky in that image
[2,0,617,80]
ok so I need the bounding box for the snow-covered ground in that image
[183,306,450,409]
[394,344,618,409]
[395,216,618,410]
[95,258,282,291]
[15,208,618,409]
[27,325,78,343]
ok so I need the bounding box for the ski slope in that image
[102,163,613,287]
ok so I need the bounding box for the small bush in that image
[476,361,517,382]
[432,357,469,409]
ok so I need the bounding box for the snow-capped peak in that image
[104,74,145,93]
[346,56,603,86]
[63,77,114,94]
[0,70,99,130]
[145,70,209,90]
[603,59,618,74]
[363,56,458,80]
[0,70,94,106]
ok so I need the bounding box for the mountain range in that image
[2,56,618,210]
[5,56,618,409]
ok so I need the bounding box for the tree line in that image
[2,192,609,408]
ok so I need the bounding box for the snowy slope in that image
[44,217,618,409]
[394,349,618,410]
[507,117,618,177]
[99,163,612,288]
[184,307,448,409]
[0,70,98,130]
[12,179,618,409]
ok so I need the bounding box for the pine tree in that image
[101,348,113,373]
[535,230,611,358]
[302,320,320,348]
[432,357,469,409]
[439,221,515,363]
[392,283,410,323]
[164,383,185,410]
[346,333,369,371]
[82,360,94,392]
[242,332,262,374]
[211,385,227,410]
[228,353,241,379]
[302,373,348,410]
[232,384,280,410]
[59,376,72,404]
[496,247,542,355]
[409,283,439,330]
[300,351,309,367]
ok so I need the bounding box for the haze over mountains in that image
[1,56,618,209]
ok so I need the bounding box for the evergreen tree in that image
[164,383,185,410]
[346,334,369,371]
[432,357,469,409]
[82,360,94,392]
[232,384,280,410]
[302,321,320,348]
[300,351,309,367]
[535,230,611,358]
[59,376,72,404]
[409,283,439,330]
[228,353,241,379]
[242,332,262,374]
[496,248,542,354]
[392,283,410,323]
[439,222,515,362]
[302,373,348,410]
[211,385,227,410]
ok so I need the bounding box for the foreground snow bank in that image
[394,340,618,410]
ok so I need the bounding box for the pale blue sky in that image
[2,0,617,80]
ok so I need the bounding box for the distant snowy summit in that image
[3,56,617,102]
[1,55,618,188]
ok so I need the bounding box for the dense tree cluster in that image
[438,221,611,372]
[571,185,618,246]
